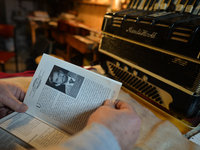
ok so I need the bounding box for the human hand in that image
[0,81,28,119]
[87,100,142,150]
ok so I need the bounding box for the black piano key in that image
[194,0,200,7]
[155,0,161,4]
[163,0,171,3]
[159,101,164,104]
[134,0,149,10]
[121,73,129,81]
[143,0,151,10]
[162,0,171,7]
[137,0,145,8]
[172,0,178,4]
[138,0,148,10]
[127,0,134,8]
[130,0,138,8]
[180,0,188,4]
[166,0,177,11]
[133,0,139,8]
[169,0,178,6]
[154,0,160,7]
[192,0,200,14]
[153,0,164,10]
[187,0,196,5]
[148,0,157,10]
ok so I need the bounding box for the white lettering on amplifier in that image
[172,57,188,66]
[126,27,157,39]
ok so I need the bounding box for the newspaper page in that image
[0,112,69,150]
[0,127,33,150]
[24,54,122,134]
[189,132,200,146]
[0,54,121,149]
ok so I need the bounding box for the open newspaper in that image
[0,54,122,150]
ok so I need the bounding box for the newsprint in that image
[0,54,121,150]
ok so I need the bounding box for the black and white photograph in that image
[46,65,84,98]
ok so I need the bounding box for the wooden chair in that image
[0,24,18,72]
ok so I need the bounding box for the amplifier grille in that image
[107,61,164,105]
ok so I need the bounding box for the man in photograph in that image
[48,69,76,94]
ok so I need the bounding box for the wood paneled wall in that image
[76,3,109,31]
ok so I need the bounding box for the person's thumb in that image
[103,99,115,108]
[2,95,28,113]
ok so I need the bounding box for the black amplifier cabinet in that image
[99,8,200,127]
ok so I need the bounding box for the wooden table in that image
[65,34,97,62]
[29,19,100,65]
[51,28,98,64]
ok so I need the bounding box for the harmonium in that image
[98,0,200,127]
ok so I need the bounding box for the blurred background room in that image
[0,0,130,73]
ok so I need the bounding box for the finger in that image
[17,89,26,102]
[115,100,135,111]
[103,100,115,108]
[1,95,28,113]
[114,99,120,107]
[10,84,26,102]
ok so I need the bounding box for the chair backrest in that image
[30,35,53,59]
[0,24,18,72]
[0,24,14,38]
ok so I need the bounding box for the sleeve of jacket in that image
[42,123,121,150]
